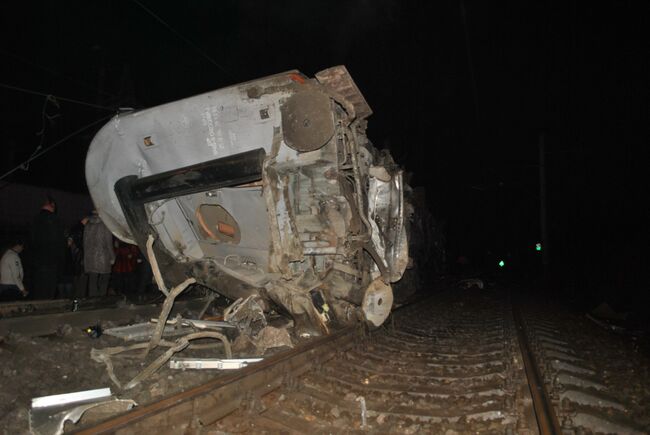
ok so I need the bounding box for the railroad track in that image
[518,303,648,434]
[74,289,649,434]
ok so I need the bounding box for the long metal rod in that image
[513,307,562,434]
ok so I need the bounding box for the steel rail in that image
[73,325,357,434]
[513,307,562,435]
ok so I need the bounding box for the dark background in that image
[1,1,647,307]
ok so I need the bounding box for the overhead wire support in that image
[0,114,114,181]
[0,82,116,112]
[131,0,231,78]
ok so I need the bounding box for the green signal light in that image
[535,242,542,251]
[498,260,505,267]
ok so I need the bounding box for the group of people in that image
[0,196,150,302]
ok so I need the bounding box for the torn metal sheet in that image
[103,322,191,341]
[91,330,232,390]
[87,65,415,333]
[30,388,136,435]
[31,388,112,409]
[169,357,262,370]
[182,319,237,330]
[152,317,237,330]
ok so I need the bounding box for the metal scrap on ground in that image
[29,388,136,435]
[91,276,234,390]
[169,357,263,370]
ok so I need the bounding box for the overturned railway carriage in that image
[86,66,410,334]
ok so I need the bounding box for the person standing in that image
[112,240,139,295]
[0,240,28,301]
[83,211,115,297]
[56,236,75,299]
[135,248,153,295]
[68,220,87,298]
[30,196,65,299]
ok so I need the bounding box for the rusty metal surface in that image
[280,90,335,152]
[315,65,373,120]
[514,307,563,434]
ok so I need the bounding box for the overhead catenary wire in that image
[0,113,114,181]
[20,96,63,173]
[130,0,231,78]
[0,82,116,112]
[0,48,119,99]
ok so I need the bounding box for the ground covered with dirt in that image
[0,303,295,434]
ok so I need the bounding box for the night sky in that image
[1,1,647,304]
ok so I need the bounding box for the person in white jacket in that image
[0,240,28,301]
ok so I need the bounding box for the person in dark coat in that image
[135,248,153,295]
[68,220,87,298]
[30,196,65,299]
[57,236,75,299]
[83,211,115,297]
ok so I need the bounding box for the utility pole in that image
[539,133,549,277]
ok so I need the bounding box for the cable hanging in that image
[131,0,231,78]
[0,82,116,111]
[0,114,114,181]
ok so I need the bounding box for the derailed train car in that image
[86,66,412,334]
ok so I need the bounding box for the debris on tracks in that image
[230,325,294,357]
[104,316,237,342]
[457,278,485,289]
[161,317,237,331]
[224,295,267,337]
[92,282,282,389]
[29,387,136,435]
[169,357,262,370]
[591,301,629,321]
[103,321,192,341]
[91,330,232,390]
[254,325,293,353]
[82,324,102,338]
[0,296,228,433]
[91,275,234,390]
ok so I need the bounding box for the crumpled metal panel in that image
[315,65,373,120]
[368,168,408,282]
[87,66,413,333]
